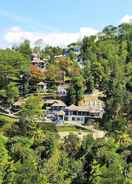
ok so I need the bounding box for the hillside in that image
[0,23,131,184]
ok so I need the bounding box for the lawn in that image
[56,125,91,132]
[39,122,91,133]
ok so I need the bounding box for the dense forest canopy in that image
[0,23,131,184]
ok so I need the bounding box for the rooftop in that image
[32,58,45,63]
[38,82,47,86]
[51,101,66,107]
[45,99,66,106]
[66,104,103,113]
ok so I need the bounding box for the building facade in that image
[45,99,104,124]
[64,104,104,124]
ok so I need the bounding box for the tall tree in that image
[19,96,43,136]
[68,76,84,105]
[17,40,32,58]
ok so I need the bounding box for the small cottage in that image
[51,101,66,112]
[57,85,67,96]
[37,82,47,93]
[32,54,48,69]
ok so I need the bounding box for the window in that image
[73,111,77,115]
[65,111,68,115]
[70,111,73,115]
[78,111,81,116]
[82,112,86,116]
[65,117,68,121]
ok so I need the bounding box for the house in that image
[44,96,104,124]
[44,90,105,124]
[32,54,48,69]
[44,99,66,124]
[65,43,81,56]
[64,104,104,124]
[44,99,65,110]
[51,101,66,112]
[57,85,67,97]
[37,82,47,93]
[45,100,66,111]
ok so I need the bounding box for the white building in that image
[32,54,48,69]
[37,82,47,93]
[57,85,67,97]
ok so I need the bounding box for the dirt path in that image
[58,126,105,140]
[58,131,89,140]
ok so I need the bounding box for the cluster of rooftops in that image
[44,92,105,124]
[13,89,105,124]
[31,46,82,70]
[16,53,105,124]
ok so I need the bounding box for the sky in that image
[0,0,132,47]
